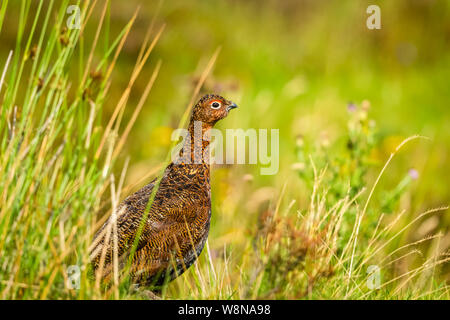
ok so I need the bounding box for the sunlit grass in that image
[0,0,159,299]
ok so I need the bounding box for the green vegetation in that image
[0,0,448,299]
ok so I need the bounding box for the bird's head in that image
[191,94,238,125]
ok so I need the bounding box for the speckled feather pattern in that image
[90,94,236,287]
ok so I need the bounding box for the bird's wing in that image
[96,205,208,285]
[90,179,158,268]
[90,163,210,282]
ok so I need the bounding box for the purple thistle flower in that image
[408,168,419,180]
[347,102,356,113]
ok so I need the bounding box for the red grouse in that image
[90,94,238,288]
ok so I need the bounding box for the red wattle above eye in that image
[210,100,221,104]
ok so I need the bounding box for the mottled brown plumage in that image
[90,94,237,288]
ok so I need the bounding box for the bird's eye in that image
[211,101,221,109]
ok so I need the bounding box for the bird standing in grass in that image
[90,94,238,290]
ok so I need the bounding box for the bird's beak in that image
[227,102,238,112]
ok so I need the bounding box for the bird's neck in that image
[176,120,213,165]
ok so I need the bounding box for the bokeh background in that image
[92,0,449,242]
[1,0,449,296]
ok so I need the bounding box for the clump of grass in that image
[258,106,448,299]
[168,103,449,300]
[0,0,161,299]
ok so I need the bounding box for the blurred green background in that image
[1,0,449,284]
